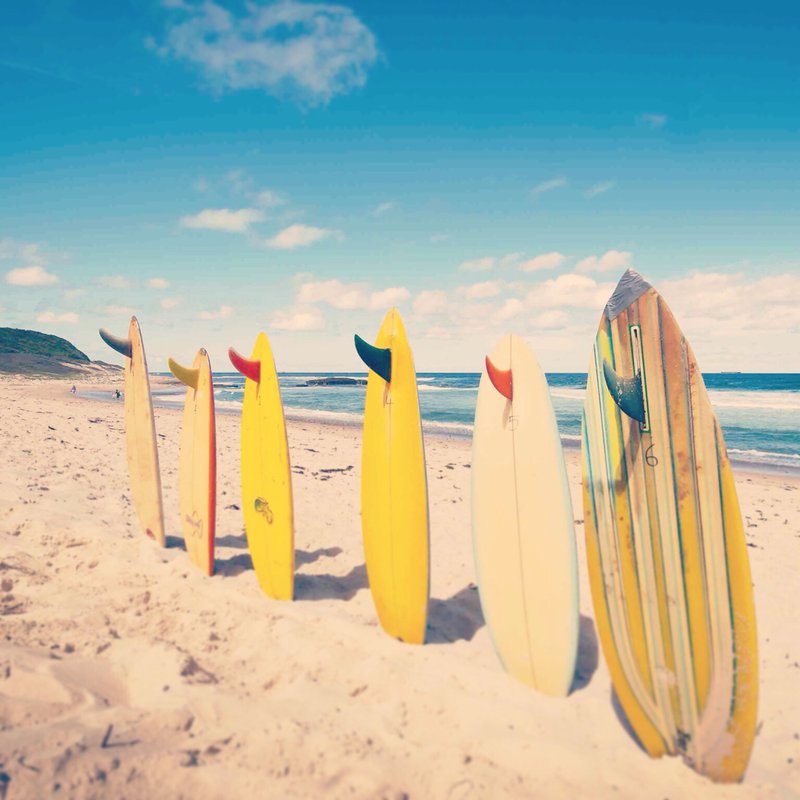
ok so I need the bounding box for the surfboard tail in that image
[485,356,513,400]
[99,328,132,358]
[354,334,392,382]
[228,347,261,383]
[168,357,200,389]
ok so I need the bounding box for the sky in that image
[1,0,799,372]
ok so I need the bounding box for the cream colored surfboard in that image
[582,269,758,782]
[169,350,216,576]
[355,309,429,644]
[99,317,165,546]
[229,334,294,600]
[472,334,578,696]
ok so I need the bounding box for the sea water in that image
[151,372,800,474]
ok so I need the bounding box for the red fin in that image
[228,347,261,383]
[485,356,513,400]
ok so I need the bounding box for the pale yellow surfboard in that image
[355,309,429,644]
[472,334,578,696]
[582,269,758,782]
[99,317,165,546]
[169,350,216,577]
[229,334,294,600]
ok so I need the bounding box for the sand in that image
[0,376,798,799]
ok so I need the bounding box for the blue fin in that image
[354,335,391,383]
[602,359,646,423]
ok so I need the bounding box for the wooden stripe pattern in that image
[123,317,165,546]
[581,272,758,782]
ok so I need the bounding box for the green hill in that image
[0,327,119,377]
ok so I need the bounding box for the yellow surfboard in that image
[229,334,294,600]
[169,349,216,577]
[472,334,578,696]
[99,317,165,546]
[355,308,429,644]
[582,269,758,782]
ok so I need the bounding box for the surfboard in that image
[99,317,165,546]
[581,269,758,782]
[168,349,216,577]
[229,334,294,600]
[355,308,429,644]
[472,334,578,696]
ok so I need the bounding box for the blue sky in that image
[1,0,798,371]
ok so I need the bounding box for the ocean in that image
[146,371,800,474]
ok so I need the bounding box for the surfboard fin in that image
[228,347,261,383]
[485,356,513,400]
[168,358,200,389]
[99,328,132,358]
[354,335,392,383]
[602,359,646,423]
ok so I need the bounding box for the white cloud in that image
[267,224,338,250]
[193,177,209,192]
[147,277,170,289]
[270,305,325,331]
[532,309,569,330]
[198,304,233,320]
[160,297,181,310]
[36,310,79,324]
[413,290,448,316]
[180,207,264,232]
[255,189,285,208]
[519,252,567,272]
[105,304,136,316]
[527,273,614,310]
[98,275,132,289]
[640,113,667,129]
[461,280,502,300]
[531,177,567,196]
[373,201,395,216]
[430,233,449,243]
[575,250,633,274]
[63,288,86,299]
[5,265,59,286]
[155,0,379,106]
[496,298,524,321]
[459,256,495,272]
[0,239,51,265]
[368,286,409,309]
[585,181,616,199]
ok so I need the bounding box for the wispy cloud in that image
[584,181,616,199]
[255,189,285,208]
[270,305,325,331]
[147,277,170,289]
[296,278,409,310]
[180,208,264,233]
[98,275,132,289]
[412,290,448,316]
[267,224,339,250]
[5,265,59,286]
[519,252,567,272]
[459,280,502,300]
[372,201,395,216]
[160,297,180,309]
[105,304,136,316]
[36,310,79,324]
[458,256,495,272]
[639,113,667,129]
[531,176,567,197]
[575,249,633,273]
[153,0,380,106]
[197,304,233,320]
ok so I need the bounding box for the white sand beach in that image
[1,377,798,799]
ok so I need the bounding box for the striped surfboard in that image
[581,269,758,782]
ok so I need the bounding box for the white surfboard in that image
[471,334,578,696]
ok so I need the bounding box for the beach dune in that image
[1,377,798,799]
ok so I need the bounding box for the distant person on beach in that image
[114,389,121,400]
[70,385,76,394]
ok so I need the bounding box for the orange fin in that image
[228,347,261,383]
[485,356,513,400]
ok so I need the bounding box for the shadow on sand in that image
[295,563,369,601]
[214,552,254,577]
[426,584,486,644]
[569,614,600,693]
[296,546,343,566]
[216,533,248,549]
[165,535,185,551]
